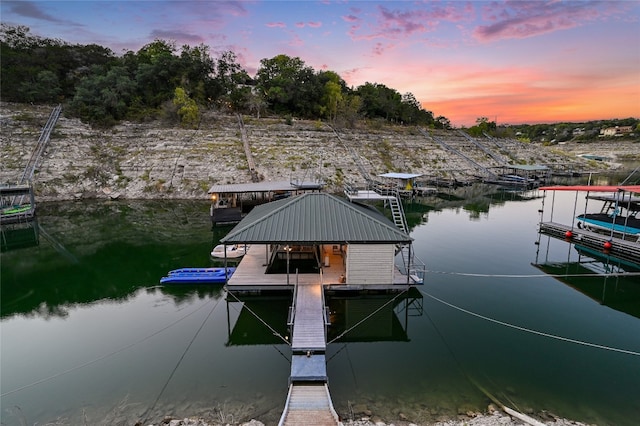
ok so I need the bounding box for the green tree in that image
[173,87,200,128]
[19,70,62,103]
[68,66,135,125]
[255,54,321,117]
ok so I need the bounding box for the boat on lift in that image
[576,191,640,240]
[211,244,248,259]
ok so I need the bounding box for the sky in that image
[2,0,639,127]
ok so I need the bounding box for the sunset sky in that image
[2,0,639,127]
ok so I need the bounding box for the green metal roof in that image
[220,193,412,244]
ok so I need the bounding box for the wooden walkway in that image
[225,244,414,426]
[539,221,640,265]
[279,383,340,426]
[291,283,327,351]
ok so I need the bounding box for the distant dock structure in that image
[1,104,61,228]
[537,185,640,267]
[0,182,36,225]
[208,179,324,225]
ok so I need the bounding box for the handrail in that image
[288,270,299,326]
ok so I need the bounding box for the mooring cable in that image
[423,269,640,278]
[1,293,215,398]
[142,296,222,423]
[326,287,409,345]
[418,288,640,357]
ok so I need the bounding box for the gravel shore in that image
[144,409,592,426]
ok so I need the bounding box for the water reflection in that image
[0,217,40,252]
[1,200,224,319]
[327,289,423,343]
[533,244,640,320]
[3,187,640,426]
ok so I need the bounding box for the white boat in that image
[211,244,248,258]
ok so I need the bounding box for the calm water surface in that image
[1,191,639,425]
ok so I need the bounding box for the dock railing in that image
[287,270,300,327]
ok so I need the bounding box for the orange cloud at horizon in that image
[401,64,640,127]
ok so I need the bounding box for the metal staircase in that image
[330,126,374,186]
[19,105,62,184]
[386,190,409,234]
[420,128,498,181]
[11,104,61,206]
[457,129,507,164]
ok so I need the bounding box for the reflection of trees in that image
[0,200,225,319]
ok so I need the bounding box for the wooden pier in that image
[539,221,640,265]
[279,383,340,426]
[290,283,327,352]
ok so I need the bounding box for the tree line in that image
[1,24,443,128]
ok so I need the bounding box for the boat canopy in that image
[538,185,640,193]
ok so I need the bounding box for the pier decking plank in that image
[280,383,340,426]
[291,283,326,352]
[539,221,640,265]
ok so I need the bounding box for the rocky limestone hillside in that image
[1,103,637,201]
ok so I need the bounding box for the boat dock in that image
[226,245,342,424]
[220,192,418,424]
[280,281,341,425]
[539,221,640,265]
[226,245,411,293]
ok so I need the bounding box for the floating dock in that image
[538,221,640,265]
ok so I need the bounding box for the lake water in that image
[1,188,639,426]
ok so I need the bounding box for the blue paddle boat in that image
[160,267,236,284]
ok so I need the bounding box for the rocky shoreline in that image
[143,407,591,426]
[1,103,638,201]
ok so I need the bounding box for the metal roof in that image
[208,180,323,194]
[539,185,640,193]
[220,192,412,244]
[508,165,549,171]
[378,172,423,179]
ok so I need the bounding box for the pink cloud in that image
[372,42,386,56]
[266,22,286,28]
[308,21,322,28]
[347,2,474,42]
[474,1,633,42]
[342,14,359,23]
[7,1,75,24]
[288,32,304,47]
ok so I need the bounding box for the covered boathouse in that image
[219,192,416,292]
[208,180,324,225]
[219,192,416,425]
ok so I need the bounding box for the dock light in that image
[564,230,573,239]
[603,241,613,251]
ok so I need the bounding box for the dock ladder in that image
[371,183,426,284]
